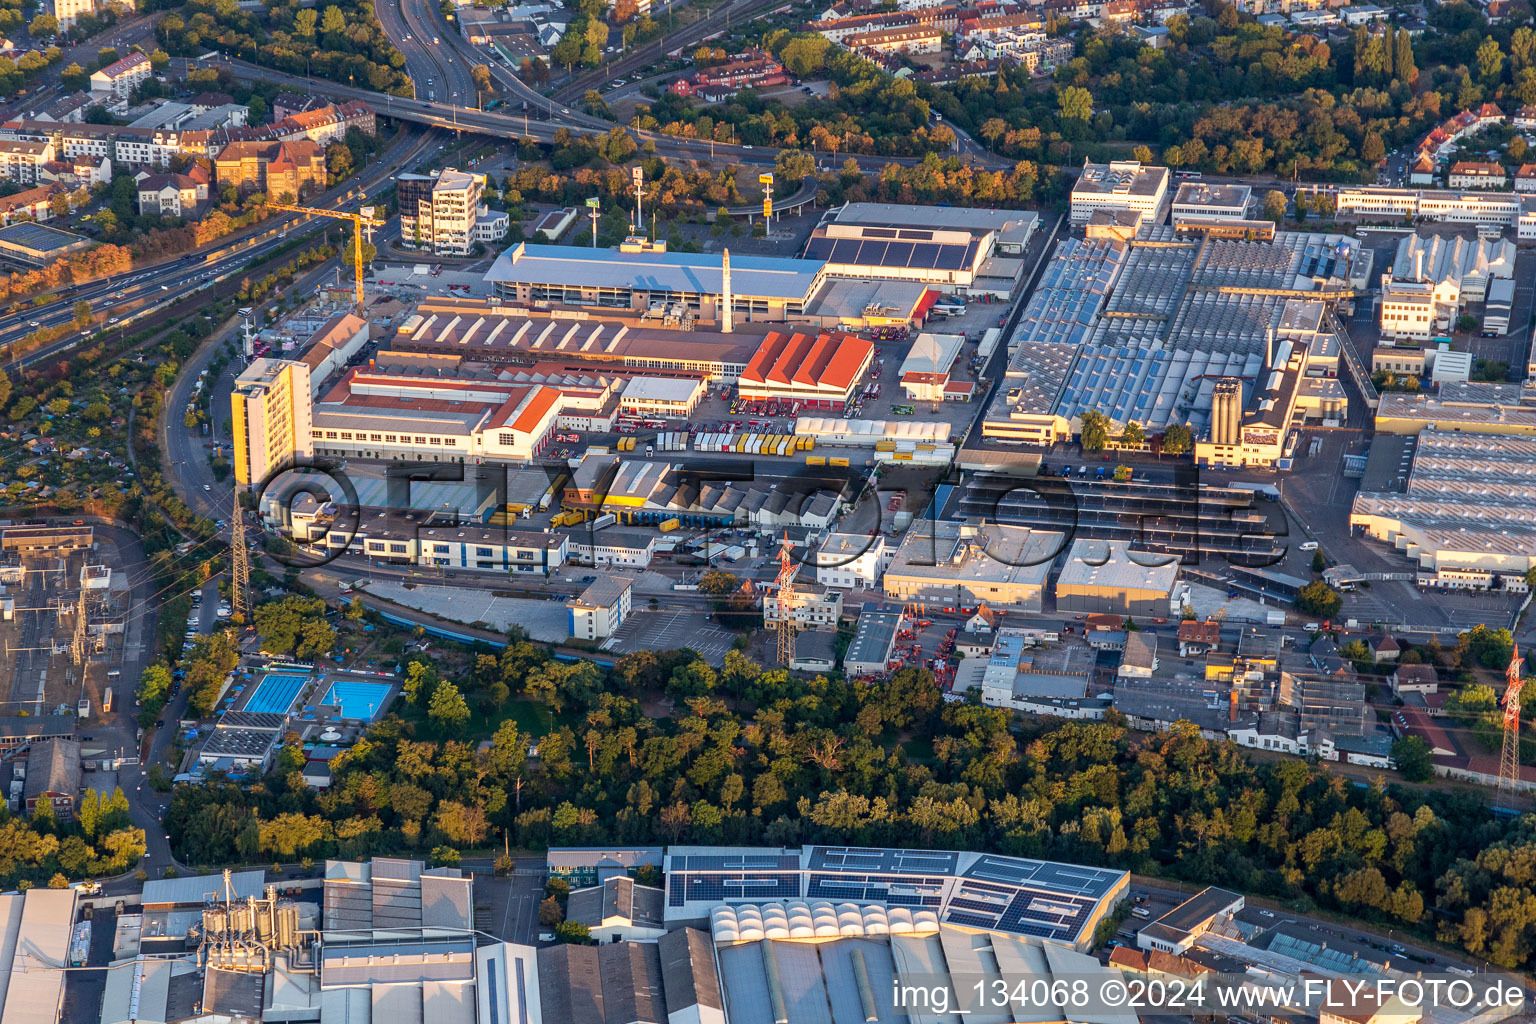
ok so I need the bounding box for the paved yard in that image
[362,582,569,642]
[604,609,740,665]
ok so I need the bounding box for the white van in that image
[1299,541,1319,551]
[1131,906,1152,919]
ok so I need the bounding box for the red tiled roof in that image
[1391,705,1455,757]
[741,329,872,393]
[1179,619,1221,645]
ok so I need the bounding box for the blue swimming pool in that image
[246,673,308,715]
[323,680,393,721]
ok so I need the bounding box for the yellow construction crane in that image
[265,201,386,315]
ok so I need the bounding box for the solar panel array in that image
[806,846,958,874]
[668,872,801,908]
[804,236,979,272]
[805,874,946,906]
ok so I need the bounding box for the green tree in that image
[1391,735,1434,783]
[1057,86,1094,121]
[1080,410,1110,452]
[1120,421,1144,445]
[1298,580,1342,619]
[72,300,92,326]
[1160,423,1192,456]
[1477,37,1505,82]
[428,679,471,729]
[1262,189,1288,224]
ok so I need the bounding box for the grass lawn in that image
[399,695,555,744]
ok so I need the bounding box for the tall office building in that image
[398,168,505,256]
[232,359,313,489]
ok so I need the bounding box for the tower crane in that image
[265,201,386,316]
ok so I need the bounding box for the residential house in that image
[1517,164,1536,193]
[1369,634,1400,663]
[1391,706,1456,757]
[965,604,998,634]
[135,171,201,216]
[1177,619,1221,657]
[1390,663,1438,695]
[0,183,67,226]
[0,138,53,184]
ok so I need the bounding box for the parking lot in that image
[472,859,547,945]
[603,609,740,665]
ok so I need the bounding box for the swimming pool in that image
[322,680,393,721]
[246,673,309,715]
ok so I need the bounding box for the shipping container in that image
[592,513,617,530]
[830,457,851,467]
[806,455,827,466]
[659,517,681,533]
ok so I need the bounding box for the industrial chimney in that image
[721,248,734,333]
[1211,378,1242,446]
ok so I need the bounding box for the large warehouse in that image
[1054,538,1181,617]
[1350,430,1536,588]
[737,328,874,406]
[982,225,1361,455]
[483,243,827,324]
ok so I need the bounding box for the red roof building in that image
[738,329,874,406]
[672,50,791,101]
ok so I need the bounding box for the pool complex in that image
[322,680,393,721]
[246,673,309,715]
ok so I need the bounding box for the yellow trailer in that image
[829,456,851,467]
[659,517,681,533]
[806,455,827,466]
[875,440,896,452]
[799,436,814,451]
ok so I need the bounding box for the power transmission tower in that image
[775,533,797,669]
[230,491,251,624]
[1499,644,1526,808]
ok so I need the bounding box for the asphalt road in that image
[193,54,1017,172]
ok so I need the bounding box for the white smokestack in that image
[1414,246,1423,282]
[721,248,734,333]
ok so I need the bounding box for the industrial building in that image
[982,225,1359,462]
[1169,182,1252,226]
[1069,160,1171,225]
[664,844,1129,949]
[825,201,1039,254]
[842,608,903,676]
[736,328,874,407]
[566,876,666,942]
[803,222,993,288]
[1350,430,1536,585]
[898,331,967,401]
[1374,380,1536,436]
[814,532,884,589]
[1378,232,1514,341]
[883,519,1063,612]
[567,576,632,640]
[1054,539,1181,617]
[484,243,826,324]
[0,889,75,1024]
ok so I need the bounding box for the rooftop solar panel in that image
[910,243,942,268]
[885,242,915,267]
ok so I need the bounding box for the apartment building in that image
[1446,161,1507,189]
[214,139,326,199]
[397,168,507,256]
[670,49,790,101]
[48,0,96,31]
[0,139,53,184]
[232,359,314,489]
[89,53,152,101]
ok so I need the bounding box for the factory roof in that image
[898,332,964,378]
[568,877,665,930]
[0,889,75,1024]
[22,737,78,804]
[1056,539,1181,595]
[1072,160,1169,199]
[1393,232,1514,285]
[572,576,633,610]
[485,243,825,300]
[886,519,1061,588]
[740,329,873,393]
[1172,181,1252,209]
[198,728,278,759]
[829,201,1039,237]
[844,609,903,670]
[143,869,267,907]
[621,376,704,403]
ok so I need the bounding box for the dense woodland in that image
[160,634,1536,970]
